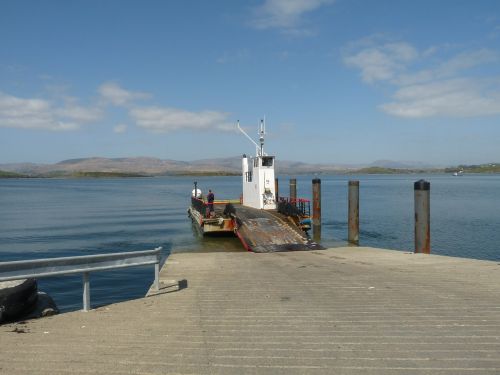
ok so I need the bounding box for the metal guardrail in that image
[0,247,162,311]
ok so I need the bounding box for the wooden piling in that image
[348,180,359,245]
[312,178,321,238]
[290,178,297,204]
[275,178,279,202]
[414,179,430,254]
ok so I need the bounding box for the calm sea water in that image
[1,174,499,311]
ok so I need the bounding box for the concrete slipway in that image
[2,246,500,374]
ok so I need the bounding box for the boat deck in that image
[188,201,236,235]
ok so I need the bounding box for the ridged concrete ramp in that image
[2,247,500,374]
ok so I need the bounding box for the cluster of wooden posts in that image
[275,178,431,254]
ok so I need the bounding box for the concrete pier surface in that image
[2,247,500,374]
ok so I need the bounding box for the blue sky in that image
[1,0,500,165]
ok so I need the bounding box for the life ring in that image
[0,279,38,323]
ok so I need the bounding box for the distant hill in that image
[355,167,411,174]
[369,160,440,169]
[0,157,193,177]
[0,156,351,177]
[0,170,27,178]
[1,157,497,178]
[444,163,500,174]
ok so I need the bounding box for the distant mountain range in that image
[0,156,493,178]
[367,160,439,169]
[0,156,341,176]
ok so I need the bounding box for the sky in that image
[1,0,500,166]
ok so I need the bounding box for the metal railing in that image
[0,247,162,311]
[278,197,311,217]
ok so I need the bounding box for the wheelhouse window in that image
[262,157,273,167]
[245,171,252,182]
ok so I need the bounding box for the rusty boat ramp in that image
[233,204,321,252]
[3,246,500,375]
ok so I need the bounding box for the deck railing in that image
[0,247,162,311]
[278,197,311,217]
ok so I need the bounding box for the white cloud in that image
[130,106,233,133]
[344,38,500,119]
[437,49,498,76]
[380,78,500,118]
[0,83,235,134]
[113,124,128,133]
[98,82,151,106]
[343,42,418,83]
[345,42,499,85]
[56,104,102,122]
[0,92,101,131]
[252,0,333,31]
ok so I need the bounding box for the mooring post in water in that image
[348,180,360,245]
[312,178,321,238]
[414,179,430,254]
[275,178,279,202]
[290,178,297,205]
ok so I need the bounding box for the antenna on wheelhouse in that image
[237,120,261,156]
[258,118,265,157]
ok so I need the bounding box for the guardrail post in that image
[83,272,90,312]
[348,180,360,245]
[414,179,430,254]
[154,263,160,291]
[312,178,321,239]
[290,178,297,204]
[154,249,161,291]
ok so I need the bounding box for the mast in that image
[259,119,265,157]
[237,119,267,157]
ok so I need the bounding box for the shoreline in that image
[2,170,500,179]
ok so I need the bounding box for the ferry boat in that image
[238,119,312,231]
[188,119,314,250]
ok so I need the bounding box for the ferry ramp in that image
[233,205,322,252]
[2,247,500,375]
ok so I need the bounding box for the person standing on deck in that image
[207,189,215,217]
